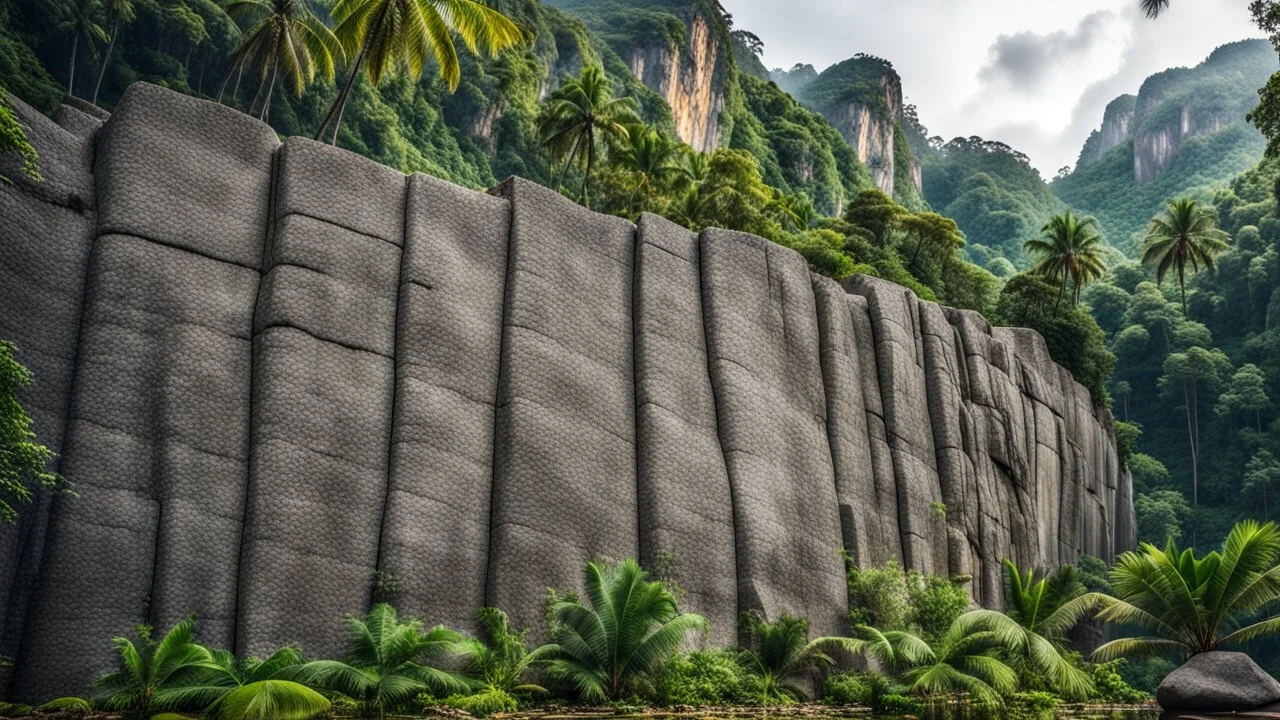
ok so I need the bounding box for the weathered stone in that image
[1157,651,1280,712]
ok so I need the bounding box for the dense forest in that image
[8,0,1280,698]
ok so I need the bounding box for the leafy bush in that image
[443,688,519,717]
[905,573,970,640]
[822,670,897,707]
[654,650,751,706]
[846,558,911,631]
[36,697,92,715]
[1091,660,1149,703]
[878,693,924,714]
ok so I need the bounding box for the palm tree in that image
[147,645,326,720]
[315,0,527,144]
[736,614,859,702]
[288,604,472,718]
[222,0,340,122]
[1093,520,1280,660]
[610,124,682,213]
[533,558,708,702]
[538,65,638,208]
[1140,0,1170,17]
[57,0,109,98]
[90,0,135,104]
[991,562,1107,699]
[1140,197,1231,318]
[853,614,1018,706]
[464,607,546,695]
[1024,211,1107,312]
[93,615,220,719]
[206,681,331,720]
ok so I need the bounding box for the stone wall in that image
[0,83,1135,701]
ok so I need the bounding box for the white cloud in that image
[720,0,1262,176]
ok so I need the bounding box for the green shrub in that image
[847,558,911,630]
[0,702,31,716]
[35,697,91,715]
[655,650,749,706]
[1007,691,1061,720]
[877,693,924,715]
[443,688,519,717]
[822,670,896,707]
[905,572,970,639]
[1092,660,1149,703]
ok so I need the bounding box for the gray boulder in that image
[1157,651,1280,712]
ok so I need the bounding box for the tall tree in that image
[1215,363,1271,432]
[1115,380,1133,422]
[538,65,637,209]
[899,211,964,274]
[223,0,340,121]
[56,0,108,97]
[1159,347,1231,506]
[1024,211,1107,312]
[1245,450,1280,520]
[1140,198,1231,318]
[316,0,527,144]
[91,0,135,105]
[610,124,682,214]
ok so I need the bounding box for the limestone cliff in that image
[0,84,1134,702]
[626,12,726,152]
[1076,95,1136,169]
[798,56,922,199]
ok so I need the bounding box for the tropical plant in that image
[1093,520,1280,660]
[993,562,1106,699]
[0,90,40,185]
[464,606,545,694]
[147,645,325,719]
[90,0,135,104]
[1140,198,1231,318]
[37,697,92,715]
[56,0,109,97]
[289,603,472,718]
[534,558,708,702]
[316,0,527,143]
[610,124,683,213]
[93,616,219,719]
[207,680,331,720]
[1024,210,1107,312]
[736,613,859,703]
[2,341,60,525]
[222,0,340,121]
[538,65,638,208]
[852,613,1019,705]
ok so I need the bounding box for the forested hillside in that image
[1055,39,1276,253]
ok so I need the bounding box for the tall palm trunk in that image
[582,123,596,209]
[92,21,119,105]
[1053,271,1068,315]
[1178,261,1189,318]
[1184,380,1198,506]
[68,33,80,96]
[316,5,382,144]
[260,65,278,121]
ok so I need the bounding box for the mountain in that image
[1054,39,1277,254]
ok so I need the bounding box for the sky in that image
[720,0,1263,177]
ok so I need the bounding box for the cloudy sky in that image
[720,0,1264,177]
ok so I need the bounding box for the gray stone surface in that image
[634,214,737,646]
[1157,651,1280,711]
[237,137,404,659]
[1,81,1135,700]
[486,178,639,635]
[702,229,846,637]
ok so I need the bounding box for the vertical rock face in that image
[0,83,1133,701]
[1077,95,1136,169]
[627,13,726,153]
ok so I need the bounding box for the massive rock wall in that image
[0,83,1134,701]
[627,13,726,153]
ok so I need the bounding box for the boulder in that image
[1157,651,1280,712]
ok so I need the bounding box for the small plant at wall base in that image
[735,613,859,704]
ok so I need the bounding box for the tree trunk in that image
[1184,379,1198,506]
[316,25,373,143]
[554,133,583,194]
[909,235,926,269]
[1179,264,1189,319]
[68,33,80,96]
[260,65,277,122]
[582,124,595,209]
[1053,271,1068,315]
[93,22,119,105]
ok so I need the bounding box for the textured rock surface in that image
[1157,651,1280,712]
[1,83,1133,700]
[627,13,725,153]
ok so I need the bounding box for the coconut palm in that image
[92,616,220,719]
[288,603,472,718]
[853,613,1019,706]
[1093,520,1280,660]
[144,645,326,720]
[611,124,682,213]
[90,0,135,104]
[56,0,109,98]
[990,562,1108,699]
[1140,0,1170,17]
[1140,197,1231,318]
[1024,211,1107,312]
[538,65,638,208]
[222,0,339,121]
[464,606,546,694]
[736,614,859,702]
[315,0,527,143]
[533,558,708,702]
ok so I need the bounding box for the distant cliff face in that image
[627,13,726,152]
[1071,40,1275,184]
[796,57,921,199]
[1,83,1133,702]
